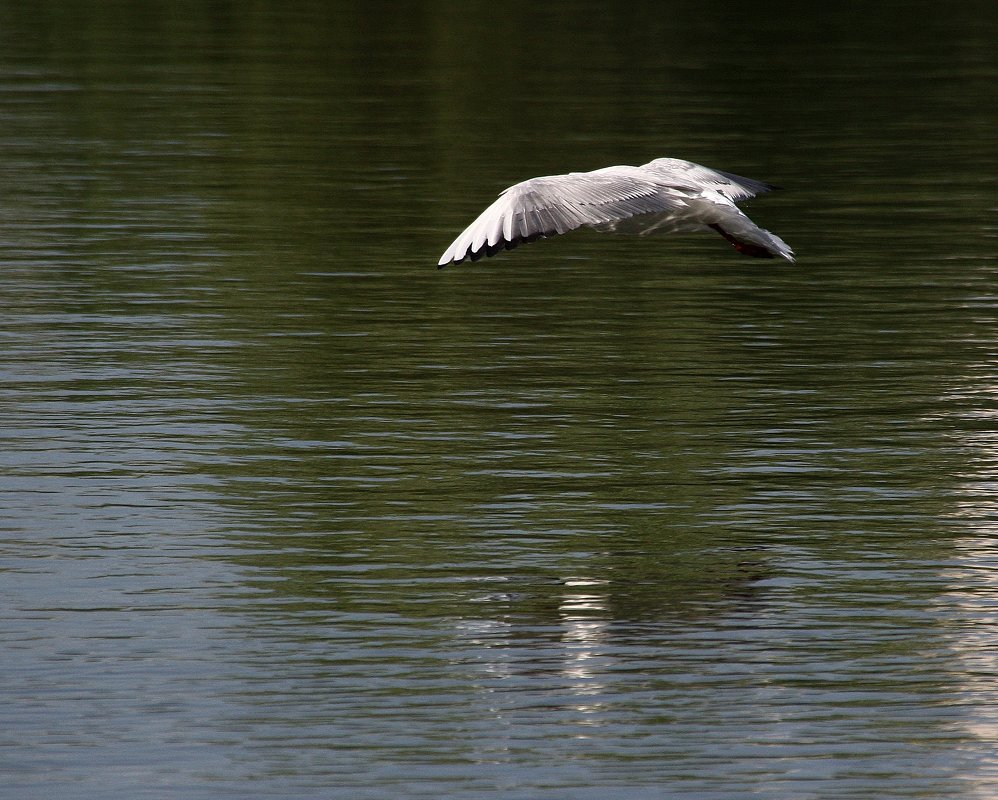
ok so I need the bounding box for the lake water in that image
[2,2,997,798]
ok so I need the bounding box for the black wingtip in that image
[438,231,556,268]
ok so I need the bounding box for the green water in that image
[2,2,996,798]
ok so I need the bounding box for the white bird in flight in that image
[438,157,794,267]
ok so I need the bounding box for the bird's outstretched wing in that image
[639,157,779,201]
[437,167,688,266]
[686,190,795,261]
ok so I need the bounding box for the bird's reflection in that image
[558,577,612,725]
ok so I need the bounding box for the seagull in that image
[438,157,794,267]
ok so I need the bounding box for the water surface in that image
[2,2,997,798]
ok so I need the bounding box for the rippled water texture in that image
[2,2,997,798]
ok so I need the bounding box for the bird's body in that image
[437,157,794,266]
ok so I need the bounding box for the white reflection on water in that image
[938,373,998,795]
[939,537,998,796]
[453,576,615,744]
[559,577,612,725]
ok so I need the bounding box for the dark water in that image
[2,2,997,798]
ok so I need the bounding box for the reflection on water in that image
[938,370,998,796]
[2,2,998,798]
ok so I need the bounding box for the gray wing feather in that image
[688,189,795,261]
[639,157,777,201]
